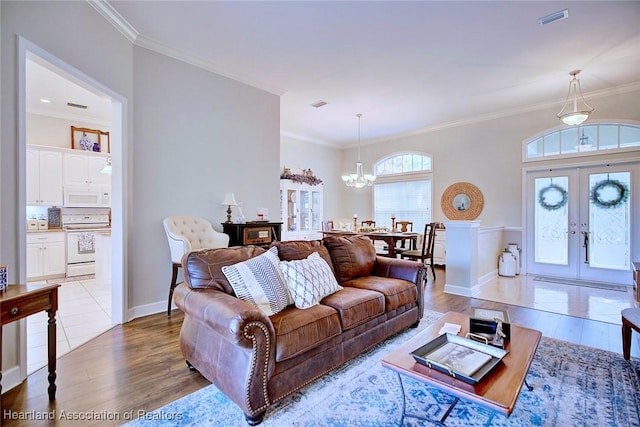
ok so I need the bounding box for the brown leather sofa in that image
[173,235,424,425]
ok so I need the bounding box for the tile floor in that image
[474,274,636,325]
[26,277,113,374]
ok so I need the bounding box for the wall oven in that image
[63,213,110,277]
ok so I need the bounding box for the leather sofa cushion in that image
[271,240,335,275]
[270,304,342,362]
[345,276,418,313]
[321,287,384,331]
[323,235,376,283]
[182,246,266,294]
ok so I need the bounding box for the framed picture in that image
[71,126,110,153]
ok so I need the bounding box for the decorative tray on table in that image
[410,333,508,385]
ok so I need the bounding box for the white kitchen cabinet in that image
[26,232,66,279]
[280,180,323,241]
[26,147,63,206]
[63,152,111,188]
[433,229,446,265]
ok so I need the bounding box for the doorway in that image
[525,162,639,285]
[19,40,126,375]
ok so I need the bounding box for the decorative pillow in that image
[280,252,343,309]
[221,246,291,316]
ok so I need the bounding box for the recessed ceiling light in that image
[67,102,88,109]
[311,100,328,108]
[538,9,569,26]
[40,98,51,104]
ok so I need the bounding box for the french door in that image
[526,162,639,285]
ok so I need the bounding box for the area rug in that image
[126,310,640,427]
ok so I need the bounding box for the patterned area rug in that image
[126,310,640,426]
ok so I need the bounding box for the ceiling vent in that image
[538,9,569,26]
[67,102,88,109]
[310,100,328,108]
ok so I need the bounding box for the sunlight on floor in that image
[474,274,635,325]
[26,277,113,374]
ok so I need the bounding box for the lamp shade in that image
[100,156,112,174]
[221,192,238,206]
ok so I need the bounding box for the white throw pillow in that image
[222,247,291,316]
[279,252,343,309]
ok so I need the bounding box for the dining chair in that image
[394,220,414,254]
[361,220,376,228]
[400,222,437,283]
[163,216,230,316]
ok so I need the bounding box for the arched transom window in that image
[524,122,640,161]
[375,153,432,176]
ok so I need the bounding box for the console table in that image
[222,222,282,247]
[1,283,60,402]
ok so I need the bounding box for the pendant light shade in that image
[342,114,376,188]
[557,70,594,126]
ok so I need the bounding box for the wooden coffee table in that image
[382,311,541,423]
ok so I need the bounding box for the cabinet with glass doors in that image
[280,180,323,241]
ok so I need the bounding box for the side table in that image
[1,283,60,403]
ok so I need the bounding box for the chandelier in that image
[342,114,376,188]
[557,70,594,126]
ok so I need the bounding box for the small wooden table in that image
[322,230,418,258]
[382,311,541,422]
[1,284,60,402]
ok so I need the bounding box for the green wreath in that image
[590,179,629,209]
[538,183,568,211]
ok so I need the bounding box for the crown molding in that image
[87,0,138,43]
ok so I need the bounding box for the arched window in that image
[372,152,433,230]
[523,122,640,161]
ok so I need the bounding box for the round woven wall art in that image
[441,182,484,220]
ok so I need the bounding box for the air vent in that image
[538,9,569,25]
[310,100,328,108]
[67,102,88,109]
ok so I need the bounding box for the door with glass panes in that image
[526,162,638,285]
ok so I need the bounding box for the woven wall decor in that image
[441,182,484,220]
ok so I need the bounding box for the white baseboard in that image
[127,300,175,321]
[444,283,483,297]
[0,365,23,393]
[478,269,498,286]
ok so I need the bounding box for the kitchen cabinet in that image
[280,180,323,241]
[26,232,66,280]
[26,147,63,206]
[63,152,111,188]
[433,229,446,265]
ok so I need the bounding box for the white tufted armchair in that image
[163,216,230,316]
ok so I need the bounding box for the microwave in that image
[63,186,110,207]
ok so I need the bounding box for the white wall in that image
[343,89,640,227]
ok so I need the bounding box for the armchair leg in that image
[168,263,180,316]
[245,412,265,426]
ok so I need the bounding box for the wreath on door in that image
[538,183,568,211]
[590,178,629,209]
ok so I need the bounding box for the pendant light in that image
[557,70,594,126]
[341,114,376,188]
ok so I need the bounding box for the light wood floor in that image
[2,266,639,426]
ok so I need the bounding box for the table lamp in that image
[221,193,238,224]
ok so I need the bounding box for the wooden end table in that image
[1,284,60,404]
[382,311,541,423]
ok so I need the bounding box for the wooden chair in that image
[400,222,437,282]
[361,220,376,228]
[394,220,414,254]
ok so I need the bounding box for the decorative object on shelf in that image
[557,70,594,126]
[78,132,93,150]
[100,156,112,175]
[342,114,376,188]
[538,181,568,211]
[590,176,629,209]
[221,193,238,224]
[71,125,111,153]
[441,182,484,220]
[280,167,323,186]
[256,208,269,221]
[0,264,7,291]
[47,206,62,229]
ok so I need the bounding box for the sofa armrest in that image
[372,256,422,283]
[371,256,425,317]
[174,284,275,348]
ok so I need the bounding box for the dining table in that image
[322,230,419,258]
